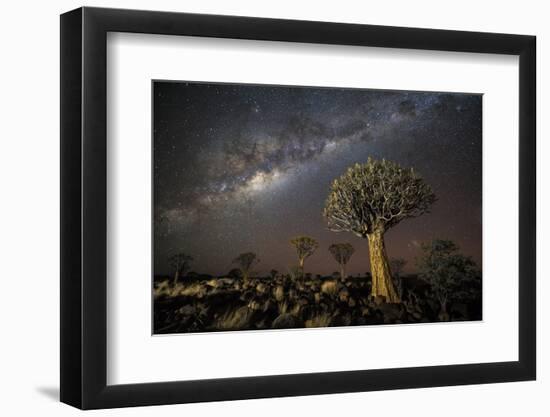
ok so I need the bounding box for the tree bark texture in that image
[367,231,400,303]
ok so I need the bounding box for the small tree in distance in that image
[168,253,193,285]
[328,243,355,279]
[323,158,436,303]
[290,236,318,276]
[232,252,259,282]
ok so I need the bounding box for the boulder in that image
[338,289,350,303]
[178,305,196,316]
[377,302,403,322]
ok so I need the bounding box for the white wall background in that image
[0,0,546,415]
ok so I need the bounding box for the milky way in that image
[154,81,482,276]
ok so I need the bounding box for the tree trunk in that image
[367,231,400,303]
[173,270,179,286]
[299,258,305,277]
[340,264,346,280]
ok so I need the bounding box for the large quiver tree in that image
[323,158,436,303]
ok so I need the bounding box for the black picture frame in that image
[60,6,536,410]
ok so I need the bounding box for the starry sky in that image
[153,81,482,277]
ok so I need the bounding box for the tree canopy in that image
[416,239,480,309]
[323,158,436,237]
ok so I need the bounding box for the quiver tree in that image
[323,158,436,303]
[416,239,479,320]
[290,236,318,276]
[328,243,355,279]
[232,252,259,282]
[168,253,193,285]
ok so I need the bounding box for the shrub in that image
[214,306,251,331]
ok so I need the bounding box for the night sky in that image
[153,81,482,277]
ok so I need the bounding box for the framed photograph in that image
[60,6,536,409]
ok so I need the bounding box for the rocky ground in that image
[153,274,481,334]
